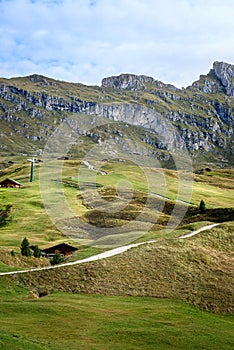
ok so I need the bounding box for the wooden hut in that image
[41,243,78,258]
[0,178,22,188]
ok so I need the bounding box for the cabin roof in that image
[0,178,22,186]
[41,242,78,253]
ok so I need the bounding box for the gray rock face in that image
[88,103,180,150]
[0,84,231,153]
[213,61,234,97]
[102,74,178,92]
[0,61,233,166]
[88,103,233,152]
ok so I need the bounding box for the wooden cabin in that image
[57,156,69,160]
[0,178,22,188]
[41,243,78,258]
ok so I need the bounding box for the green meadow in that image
[0,159,233,349]
[0,285,233,350]
[0,159,233,250]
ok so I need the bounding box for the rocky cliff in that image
[0,61,233,167]
[213,61,234,97]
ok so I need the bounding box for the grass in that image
[0,160,233,314]
[0,181,62,249]
[0,250,50,270]
[0,73,234,349]
[0,160,233,251]
[0,161,86,249]
[67,245,105,261]
[7,222,232,314]
[0,330,50,350]
[96,163,234,207]
[0,287,233,350]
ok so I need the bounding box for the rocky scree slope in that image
[0,61,233,167]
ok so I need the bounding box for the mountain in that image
[0,61,233,167]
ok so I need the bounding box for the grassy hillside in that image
[10,222,233,314]
[0,282,233,350]
[0,160,233,311]
[0,160,233,250]
[0,68,234,350]
[0,158,233,349]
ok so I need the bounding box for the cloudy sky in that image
[0,0,233,88]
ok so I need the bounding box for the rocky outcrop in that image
[102,73,179,92]
[0,86,230,154]
[0,61,233,166]
[213,61,234,97]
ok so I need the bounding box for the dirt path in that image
[178,223,220,239]
[0,224,220,276]
[0,240,156,276]
[149,192,196,206]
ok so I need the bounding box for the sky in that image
[0,0,234,88]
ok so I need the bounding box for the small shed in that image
[41,243,78,258]
[0,178,22,188]
[57,156,69,160]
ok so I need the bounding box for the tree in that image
[20,237,31,257]
[199,200,206,213]
[10,250,15,257]
[33,245,41,258]
[50,250,63,266]
[0,204,12,228]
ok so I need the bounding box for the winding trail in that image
[149,192,196,206]
[0,240,156,276]
[0,224,220,276]
[178,223,220,239]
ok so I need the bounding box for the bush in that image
[199,200,206,213]
[20,237,32,257]
[50,251,63,266]
[10,250,15,257]
[33,245,41,258]
[0,204,12,227]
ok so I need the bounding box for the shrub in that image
[33,245,41,258]
[199,200,206,213]
[10,250,15,257]
[20,237,32,257]
[50,251,63,265]
[0,204,12,227]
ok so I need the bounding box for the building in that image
[0,178,22,188]
[57,156,69,160]
[41,243,78,258]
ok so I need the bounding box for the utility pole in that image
[27,157,35,182]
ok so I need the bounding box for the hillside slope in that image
[10,222,234,313]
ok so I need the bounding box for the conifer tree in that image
[33,245,41,258]
[20,237,31,257]
[199,200,206,213]
[50,250,63,265]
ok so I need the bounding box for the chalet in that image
[0,178,22,188]
[41,243,78,258]
[57,156,69,160]
[194,167,212,175]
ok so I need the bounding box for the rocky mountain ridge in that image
[0,61,233,167]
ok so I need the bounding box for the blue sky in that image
[0,0,234,87]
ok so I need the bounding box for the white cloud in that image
[0,0,234,87]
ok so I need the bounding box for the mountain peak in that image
[0,61,233,167]
[212,61,234,97]
[101,73,178,92]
